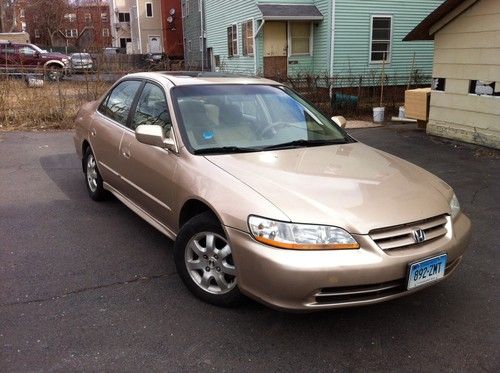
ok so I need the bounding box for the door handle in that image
[122,151,130,159]
[90,128,96,136]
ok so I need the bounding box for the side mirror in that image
[331,115,347,129]
[135,124,177,152]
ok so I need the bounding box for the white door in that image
[148,36,161,53]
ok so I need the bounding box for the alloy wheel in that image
[184,232,237,295]
[86,154,98,193]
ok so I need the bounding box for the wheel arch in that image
[43,60,65,69]
[81,140,91,171]
[179,199,221,229]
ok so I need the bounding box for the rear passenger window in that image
[99,80,142,125]
[131,82,171,131]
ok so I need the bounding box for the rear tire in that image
[174,212,243,307]
[83,147,107,201]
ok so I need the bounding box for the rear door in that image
[118,81,178,230]
[91,79,142,190]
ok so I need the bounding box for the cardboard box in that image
[405,88,431,121]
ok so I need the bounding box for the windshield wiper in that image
[194,146,261,155]
[261,138,349,151]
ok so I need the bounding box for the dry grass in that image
[0,78,112,131]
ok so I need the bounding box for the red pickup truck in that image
[0,41,70,81]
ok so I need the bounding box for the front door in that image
[148,36,161,53]
[119,81,178,230]
[263,22,287,79]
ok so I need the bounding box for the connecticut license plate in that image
[407,254,447,290]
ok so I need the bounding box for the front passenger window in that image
[131,83,171,131]
[99,80,142,125]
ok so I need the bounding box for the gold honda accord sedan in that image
[74,72,471,311]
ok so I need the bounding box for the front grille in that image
[369,214,448,251]
[314,257,461,305]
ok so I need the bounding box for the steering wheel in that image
[259,122,289,138]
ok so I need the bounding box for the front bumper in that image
[226,213,471,311]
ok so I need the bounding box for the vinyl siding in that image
[204,0,443,80]
[427,0,500,149]
[205,0,261,74]
[333,0,443,83]
[312,0,332,76]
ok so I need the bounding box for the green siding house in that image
[204,0,443,83]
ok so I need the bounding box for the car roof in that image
[124,71,279,86]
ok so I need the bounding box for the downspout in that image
[253,19,265,75]
[136,0,142,54]
[200,0,204,71]
[329,0,336,78]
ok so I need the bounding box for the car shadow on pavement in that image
[39,152,100,202]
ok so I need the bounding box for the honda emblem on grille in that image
[413,229,426,243]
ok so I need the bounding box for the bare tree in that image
[27,0,70,46]
[0,0,15,33]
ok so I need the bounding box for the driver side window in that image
[130,82,171,131]
[18,46,36,56]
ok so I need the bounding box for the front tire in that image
[174,212,243,306]
[83,147,107,201]
[45,65,62,81]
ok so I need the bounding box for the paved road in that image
[0,127,498,372]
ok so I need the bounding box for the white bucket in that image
[26,77,44,88]
[373,107,385,123]
[399,106,406,119]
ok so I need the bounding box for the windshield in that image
[171,84,352,154]
[30,44,43,53]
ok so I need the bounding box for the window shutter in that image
[242,22,247,56]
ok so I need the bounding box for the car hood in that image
[205,143,453,234]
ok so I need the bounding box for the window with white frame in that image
[289,22,311,55]
[34,29,40,38]
[65,29,78,38]
[101,13,108,22]
[146,2,153,17]
[242,20,254,56]
[64,13,77,22]
[84,13,91,23]
[19,9,25,18]
[370,16,392,62]
[102,28,110,37]
[227,24,238,56]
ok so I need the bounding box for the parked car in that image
[69,52,95,73]
[103,47,120,56]
[0,41,70,81]
[145,52,166,64]
[73,72,471,311]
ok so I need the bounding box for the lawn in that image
[0,78,111,131]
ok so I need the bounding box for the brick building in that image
[161,0,184,59]
[26,1,112,51]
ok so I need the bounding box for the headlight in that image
[248,216,359,250]
[450,193,460,219]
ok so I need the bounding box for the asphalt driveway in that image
[0,126,498,372]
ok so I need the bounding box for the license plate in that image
[407,254,447,290]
